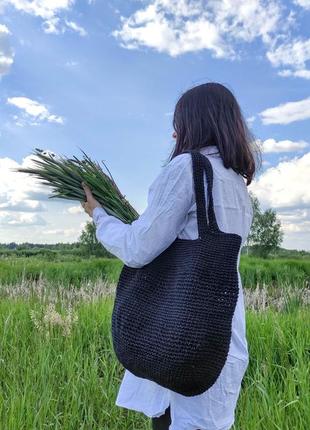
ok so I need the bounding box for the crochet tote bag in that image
[111,149,242,396]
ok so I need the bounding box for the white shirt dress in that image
[92,145,253,430]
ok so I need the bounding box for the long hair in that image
[167,82,261,185]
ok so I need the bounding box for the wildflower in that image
[30,303,78,338]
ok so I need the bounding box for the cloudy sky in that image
[0,0,309,250]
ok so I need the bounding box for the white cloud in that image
[293,0,310,9]
[249,152,310,210]
[65,60,79,67]
[112,0,287,58]
[0,155,87,243]
[42,16,62,34]
[4,0,74,19]
[2,0,86,36]
[267,38,310,68]
[67,205,83,214]
[258,138,309,153]
[277,208,310,250]
[0,212,46,226]
[278,209,310,235]
[249,152,310,250]
[7,96,64,126]
[259,97,310,125]
[42,227,77,236]
[246,115,256,125]
[110,0,310,82]
[0,24,14,76]
[0,156,50,212]
[266,37,310,79]
[65,20,87,37]
[279,155,291,162]
[278,68,310,79]
[0,199,45,211]
[0,166,47,226]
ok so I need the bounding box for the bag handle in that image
[186,150,220,237]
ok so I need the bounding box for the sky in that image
[0,0,309,250]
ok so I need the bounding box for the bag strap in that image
[186,150,220,236]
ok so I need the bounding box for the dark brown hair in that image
[168,82,261,185]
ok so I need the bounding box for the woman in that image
[81,82,261,430]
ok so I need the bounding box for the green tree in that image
[247,191,284,258]
[78,220,114,258]
[247,192,261,252]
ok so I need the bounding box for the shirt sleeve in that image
[92,152,194,268]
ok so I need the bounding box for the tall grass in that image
[0,255,309,428]
[0,295,309,429]
[0,255,309,288]
[235,310,310,429]
[0,257,122,286]
[240,256,310,288]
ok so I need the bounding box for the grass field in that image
[0,255,309,288]
[0,256,309,429]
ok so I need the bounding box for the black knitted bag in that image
[111,149,242,396]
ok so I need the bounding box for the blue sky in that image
[0,0,309,250]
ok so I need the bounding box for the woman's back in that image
[180,145,253,247]
[94,144,253,364]
[177,144,253,363]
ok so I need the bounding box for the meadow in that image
[0,255,309,429]
[0,255,310,288]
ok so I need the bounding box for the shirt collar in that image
[200,145,221,156]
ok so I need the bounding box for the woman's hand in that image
[80,181,102,218]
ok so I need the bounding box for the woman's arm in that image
[92,152,194,268]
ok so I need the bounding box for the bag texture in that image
[111,149,242,396]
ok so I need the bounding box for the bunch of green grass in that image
[13,148,139,223]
